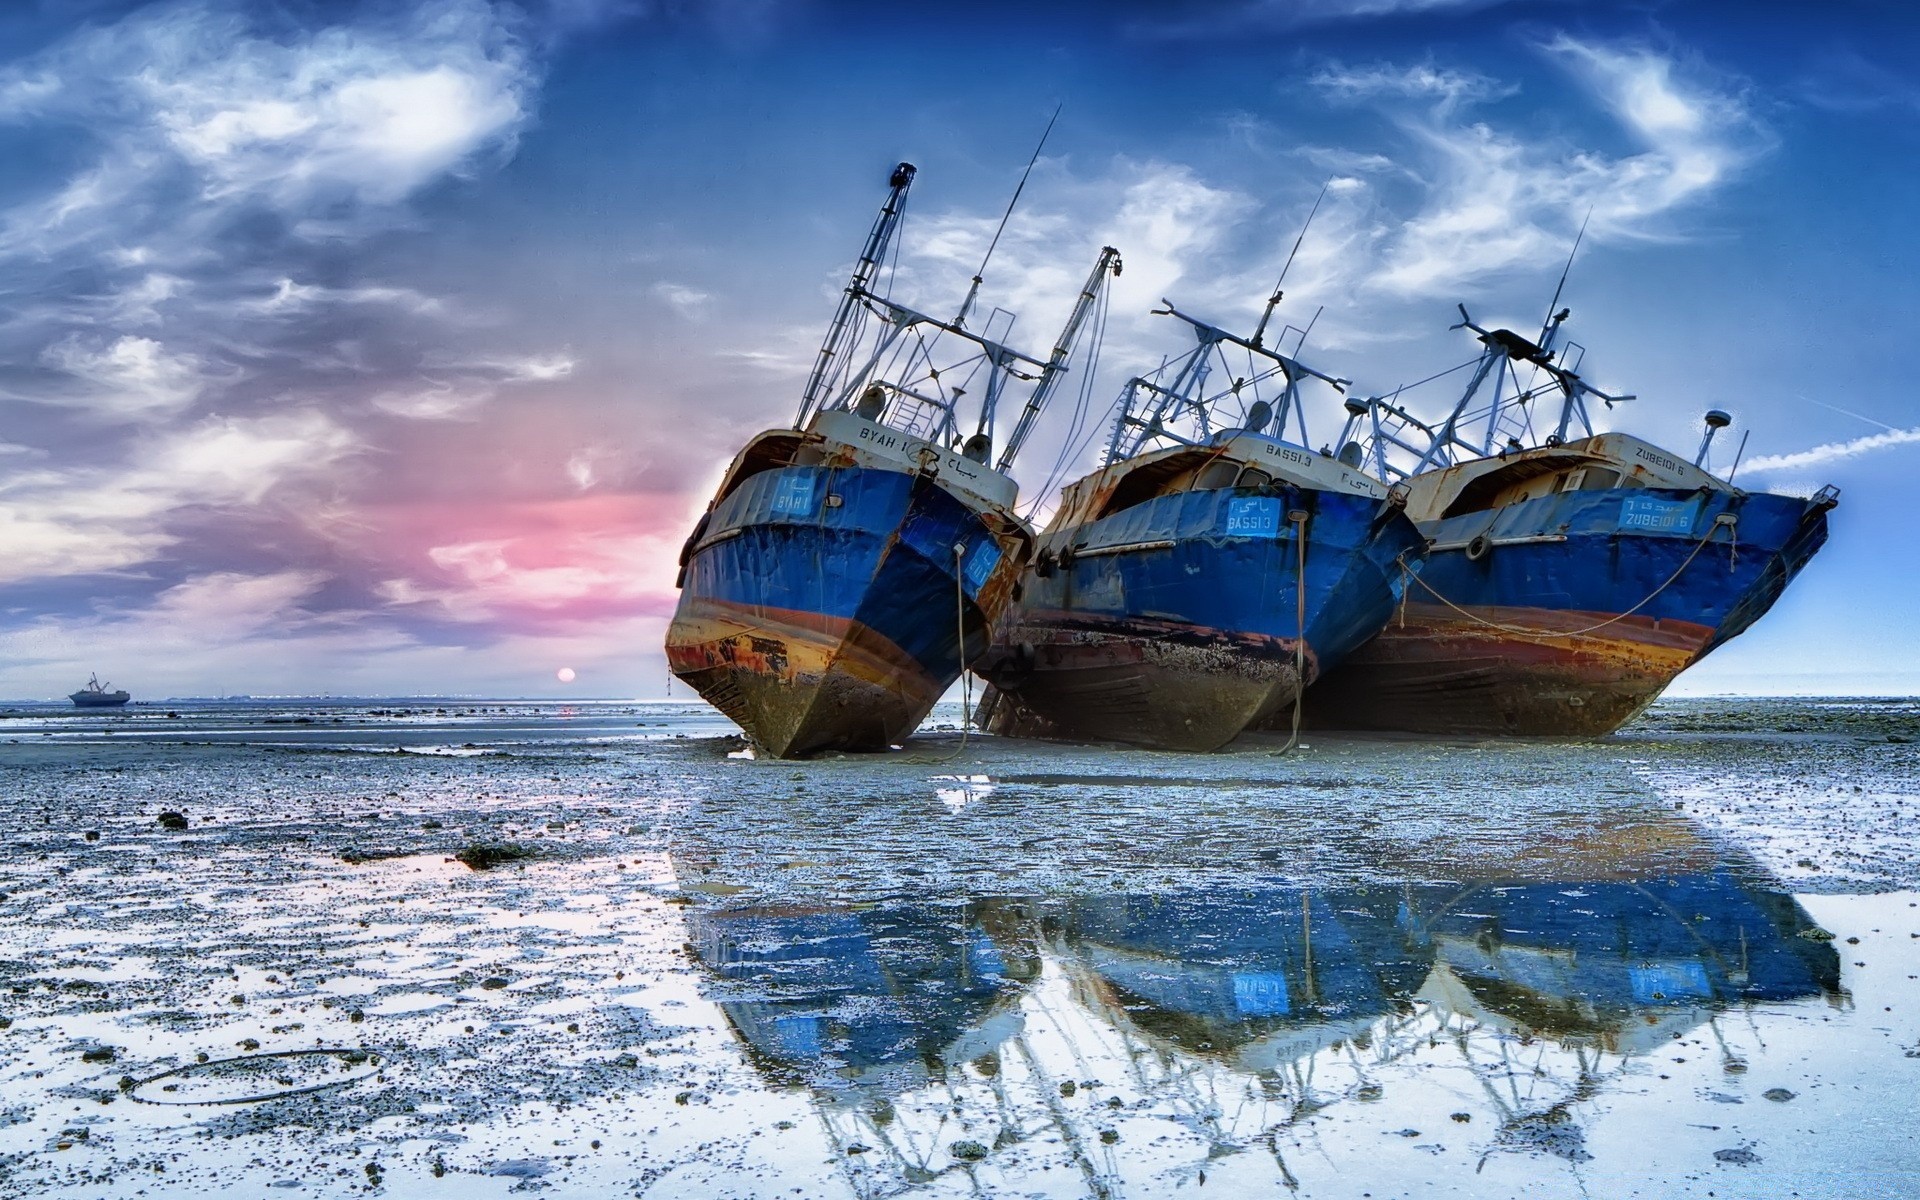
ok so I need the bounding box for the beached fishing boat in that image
[69,673,130,708]
[976,298,1426,751]
[1297,301,1837,736]
[666,161,1122,757]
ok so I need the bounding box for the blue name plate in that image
[1225,496,1284,537]
[963,540,1001,591]
[770,473,818,517]
[1618,495,1699,534]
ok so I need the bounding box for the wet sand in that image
[1,697,1916,1198]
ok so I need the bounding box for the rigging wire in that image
[970,105,1062,301]
[1024,278,1112,519]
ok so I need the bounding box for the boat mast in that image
[995,245,1123,473]
[1404,303,1633,473]
[794,162,918,429]
[1106,303,1349,465]
[1104,187,1345,464]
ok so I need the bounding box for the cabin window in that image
[1192,460,1240,491]
[1095,458,1202,519]
[1583,467,1620,490]
[713,434,808,505]
[792,445,827,467]
[1236,467,1274,489]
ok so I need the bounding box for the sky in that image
[0,0,1915,700]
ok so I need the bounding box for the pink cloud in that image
[366,492,689,627]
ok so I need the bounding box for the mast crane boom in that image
[795,163,917,428]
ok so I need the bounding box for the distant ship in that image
[70,674,131,708]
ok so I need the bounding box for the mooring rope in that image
[910,542,975,764]
[1396,515,1733,641]
[1277,508,1310,755]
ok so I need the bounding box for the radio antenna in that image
[955,105,1061,329]
[1536,207,1591,353]
[1252,176,1332,349]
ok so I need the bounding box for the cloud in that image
[104,273,189,326]
[39,335,207,416]
[360,490,688,632]
[1311,38,1766,299]
[254,277,446,316]
[1796,48,1920,118]
[370,353,577,421]
[1312,62,1515,111]
[392,524,678,625]
[370,383,486,421]
[142,569,331,636]
[0,0,535,215]
[0,568,443,697]
[137,409,361,505]
[1740,426,1920,476]
[493,354,576,382]
[653,282,712,320]
[0,410,361,584]
[1141,0,1549,36]
[897,159,1248,346]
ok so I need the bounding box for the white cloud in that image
[137,410,360,505]
[896,159,1248,353]
[653,282,712,320]
[565,450,597,490]
[412,530,673,620]
[41,334,206,416]
[1313,62,1515,111]
[495,354,576,382]
[0,0,536,270]
[0,410,361,584]
[1741,426,1920,476]
[106,273,188,326]
[8,0,532,211]
[144,569,331,636]
[370,353,576,421]
[255,277,445,315]
[371,383,488,421]
[1143,0,1543,36]
[1322,39,1765,299]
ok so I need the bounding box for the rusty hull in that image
[666,596,948,757]
[1299,602,1710,737]
[981,617,1312,752]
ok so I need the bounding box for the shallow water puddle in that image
[1,697,1917,1196]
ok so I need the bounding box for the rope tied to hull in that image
[1396,514,1735,641]
[1277,508,1310,755]
[912,541,975,764]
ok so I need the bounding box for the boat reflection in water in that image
[687,899,1041,1099]
[682,848,1841,1192]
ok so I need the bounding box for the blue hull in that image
[1065,866,1838,1058]
[688,900,1036,1091]
[667,463,1022,756]
[981,483,1426,750]
[1301,486,1834,735]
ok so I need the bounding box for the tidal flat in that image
[0,697,1916,1198]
